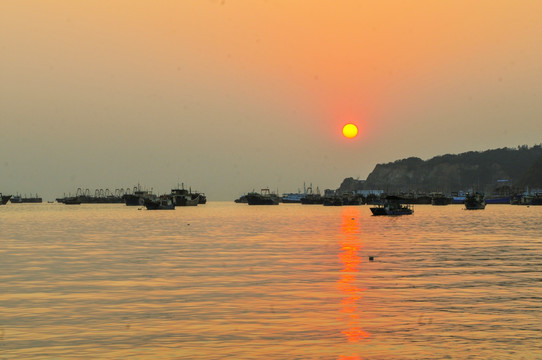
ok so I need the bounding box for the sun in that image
[342,123,358,139]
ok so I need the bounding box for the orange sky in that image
[2,1,542,199]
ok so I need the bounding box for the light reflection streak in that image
[337,208,369,358]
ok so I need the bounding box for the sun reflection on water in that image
[337,207,370,357]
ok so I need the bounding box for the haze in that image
[2,1,542,201]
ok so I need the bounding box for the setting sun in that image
[342,124,358,139]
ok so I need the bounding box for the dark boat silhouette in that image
[245,188,280,205]
[464,192,486,210]
[144,195,175,210]
[1,193,12,205]
[370,196,413,216]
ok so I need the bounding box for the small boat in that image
[464,192,486,210]
[245,188,280,205]
[144,195,175,210]
[370,196,413,216]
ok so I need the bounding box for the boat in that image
[234,195,248,203]
[170,188,199,206]
[370,196,414,216]
[1,193,12,205]
[144,195,175,210]
[431,192,452,206]
[451,191,467,204]
[484,196,511,204]
[10,193,43,203]
[245,188,280,205]
[281,192,305,203]
[323,196,343,206]
[464,192,486,210]
[300,186,324,205]
[195,192,207,204]
[63,196,82,205]
[124,185,153,206]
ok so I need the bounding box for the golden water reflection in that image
[338,207,370,349]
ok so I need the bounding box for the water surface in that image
[1,203,540,359]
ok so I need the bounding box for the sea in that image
[1,202,540,359]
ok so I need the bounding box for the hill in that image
[338,145,542,194]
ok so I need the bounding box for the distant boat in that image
[245,188,280,205]
[10,193,42,203]
[370,196,414,216]
[300,186,324,205]
[281,192,304,203]
[1,193,12,205]
[484,196,511,204]
[124,185,152,206]
[464,192,486,210]
[323,196,343,206]
[170,188,199,206]
[63,196,82,205]
[144,195,175,210]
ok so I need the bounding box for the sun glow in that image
[342,124,358,139]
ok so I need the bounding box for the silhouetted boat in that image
[1,193,12,205]
[300,186,324,205]
[464,192,486,210]
[10,193,42,203]
[124,185,152,206]
[170,188,199,206]
[63,196,82,205]
[245,188,280,205]
[370,196,413,216]
[144,195,175,210]
[323,196,343,206]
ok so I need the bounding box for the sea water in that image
[0,203,540,359]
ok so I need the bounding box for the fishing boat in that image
[170,188,199,206]
[464,192,486,210]
[323,196,343,206]
[10,193,43,203]
[245,188,280,205]
[63,196,82,205]
[281,192,305,203]
[144,195,175,210]
[370,196,413,216]
[124,185,153,206]
[300,186,324,205]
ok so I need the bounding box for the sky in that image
[2,1,542,201]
